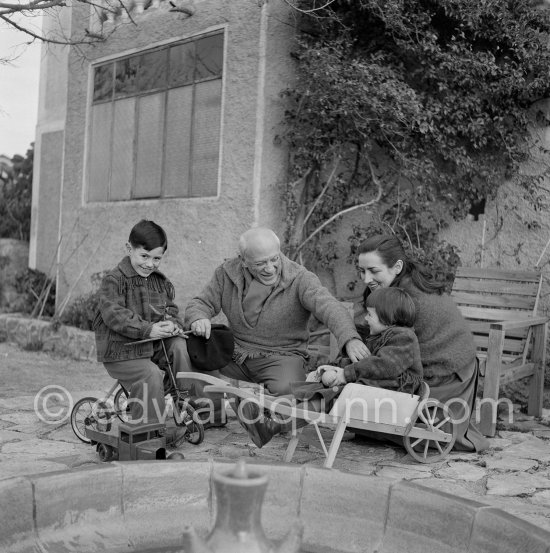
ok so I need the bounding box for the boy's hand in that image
[150,321,182,338]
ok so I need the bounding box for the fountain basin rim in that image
[1,459,549,553]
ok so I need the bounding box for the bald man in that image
[184,227,368,396]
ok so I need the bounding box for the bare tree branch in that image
[0,0,65,14]
[282,0,338,15]
[0,12,101,46]
[302,154,340,228]
[294,152,384,255]
[0,0,131,49]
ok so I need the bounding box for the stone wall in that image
[0,314,96,362]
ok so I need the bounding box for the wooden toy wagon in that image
[181,373,457,466]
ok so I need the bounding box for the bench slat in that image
[455,267,541,281]
[472,335,525,354]
[452,278,538,296]
[458,306,536,320]
[467,321,527,338]
[452,291,536,310]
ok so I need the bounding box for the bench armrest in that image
[490,316,548,332]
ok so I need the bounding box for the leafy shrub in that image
[59,291,100,331]
[282,0,550,280]
[0,147,33,241]
[12,268,56,317]
[58,271,107,331]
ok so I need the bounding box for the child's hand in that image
[150,321,179,338]
[321,367,346,387]
[321,368,337,387]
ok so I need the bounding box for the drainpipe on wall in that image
[251,0,269,227]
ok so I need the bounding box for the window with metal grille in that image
[87,32,223,202]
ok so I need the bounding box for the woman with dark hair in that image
[356,234,488,451]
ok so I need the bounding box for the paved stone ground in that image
[2,341,550,533]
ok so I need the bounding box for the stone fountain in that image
[182,459,302,553]
[1,459,550,553]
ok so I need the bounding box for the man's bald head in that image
[238,227,280,259]
[239,227,282,286]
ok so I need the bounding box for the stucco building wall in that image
[33,0,296,311]
[29,10,71,275]
[32,1,549,326]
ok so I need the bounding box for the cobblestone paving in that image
[1,342,550,533]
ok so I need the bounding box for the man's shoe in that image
[235,399,282,448]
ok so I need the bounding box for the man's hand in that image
[191,318,211,339]
[344,338,370,363]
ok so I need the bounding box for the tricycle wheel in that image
[403,398,457,463]
[174,400,205,445]
[114,386,130,423]
[97,443,116,462]
[70,397,112,443]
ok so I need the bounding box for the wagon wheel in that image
[403,398,457,463]
[113,387,130,423]
[173,400,205,445]
[70,397,112,443]
[97,443,116,462]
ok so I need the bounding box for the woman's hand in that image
[191,318,211,339]
[345,338,370,362]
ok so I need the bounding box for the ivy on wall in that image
[280,0,550,288]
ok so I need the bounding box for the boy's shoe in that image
[187,397,227,429]
[165,426,189,448]
[201,419,227,430]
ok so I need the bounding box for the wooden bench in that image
[451,267,548,436]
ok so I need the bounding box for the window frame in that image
[84,28,225,204]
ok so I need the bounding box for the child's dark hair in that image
[365,287,416,328]
[128,220,168,251]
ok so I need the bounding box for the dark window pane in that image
[88,103,112,201]
[164,87,193,197]
[93,63,113,103]
[190,79,221,197]
[168,42,195,87]
[115,56,139,97]
[134,93,164,199]
[195,34,223,81]
[137,49,167,92]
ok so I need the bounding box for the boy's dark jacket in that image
[93,256,182,363]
